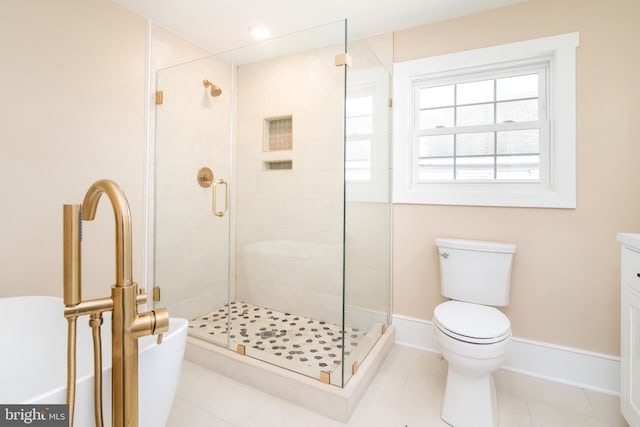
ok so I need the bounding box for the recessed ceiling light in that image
[250,27,271,39]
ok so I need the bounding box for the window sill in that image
[392,184,576,208]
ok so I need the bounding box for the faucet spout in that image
[81,179,132,287]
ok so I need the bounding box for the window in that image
[416,67,546,182]
[345,67,391,203]
[346,93,373,181]
[393,32,579,208]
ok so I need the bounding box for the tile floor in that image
[188,301,379,385]
[168,344,629,427]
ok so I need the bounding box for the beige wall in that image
[0,0,147,300]
[392,0,640,356]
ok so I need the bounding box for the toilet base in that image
[441,367,498,427]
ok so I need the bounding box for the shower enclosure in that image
[152,20,391,388]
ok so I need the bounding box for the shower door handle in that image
[212,178,229,217]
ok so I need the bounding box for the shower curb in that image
[184,324,395,422]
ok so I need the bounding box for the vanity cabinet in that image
[618,233,640,427]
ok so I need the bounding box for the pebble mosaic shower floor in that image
[188,301,378,386]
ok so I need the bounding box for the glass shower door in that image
[153,55,232,347]
[343,37,392,386]
[151,21,391,389]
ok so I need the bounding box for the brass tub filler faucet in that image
[63,180,169,427]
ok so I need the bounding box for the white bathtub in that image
[0,296,187,427]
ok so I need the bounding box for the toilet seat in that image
[434,300,511,344]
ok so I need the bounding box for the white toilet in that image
[433,238,516,427]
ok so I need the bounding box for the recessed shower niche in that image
[262,159,293,171]
[151,20,392,420]
[264,115,293,151]
[262,115,293,171]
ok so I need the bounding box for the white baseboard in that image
[392,314,621,396]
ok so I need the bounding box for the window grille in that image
[414,65,547,183]
[346,95,374,181]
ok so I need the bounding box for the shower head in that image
[203,80,222,97]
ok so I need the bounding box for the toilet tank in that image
[435,238,516,306]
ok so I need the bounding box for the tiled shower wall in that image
[234,46,346,324]
[154,54,233,321]
[234,43,391,329]
[152,31,391,328]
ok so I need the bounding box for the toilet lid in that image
[434,300,511,343]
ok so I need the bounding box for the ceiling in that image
[111,0,525,55]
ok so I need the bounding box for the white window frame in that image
[393,32,579,208]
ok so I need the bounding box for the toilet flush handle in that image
[440,252,449,259]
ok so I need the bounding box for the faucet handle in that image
[152,308,170,341]
[131,307,169,341]
[136,288,147,305]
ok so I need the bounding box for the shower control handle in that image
[197,167,214,188]
[212,179,229,217]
